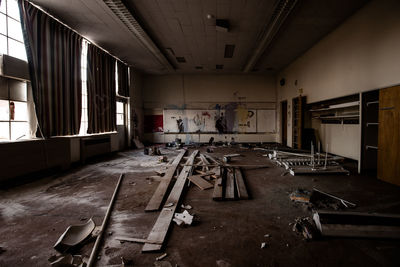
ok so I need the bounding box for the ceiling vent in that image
[176,57,186,63]
[216,64,224,70]
[102,0,173,71]
[216,19,230,32]
[243,0,298,72]
[224,44,235,58]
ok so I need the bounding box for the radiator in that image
[80,135,111,163]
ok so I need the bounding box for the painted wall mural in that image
[163,107,275,134]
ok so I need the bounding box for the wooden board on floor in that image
[188,175,213,190]
[225,168,235,200]
[234,168,248,199]
[212,177,223,201]
[145,150,186,212]
[142,150,199,252]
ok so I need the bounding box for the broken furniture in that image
[268,149,349,176]
[54,218,96,253]
[313,211,400,239]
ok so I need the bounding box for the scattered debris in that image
[289,188,356,210]
[156,253,168,261]
[268,148,349,176]
[181,204,192,210]
[260,242,267,249]
[222,153,241,163]
[206,147,214,153]
[164,202,174,208]
[292,217,318,240]
[54,218,96,253]
[264,234,270,238]
[289,189,311,203]
[174,210,194,226]
[310,188,356,209]
[159,156,168,163]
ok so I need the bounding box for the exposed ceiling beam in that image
[102,0,174,71]
[243,0,298,73]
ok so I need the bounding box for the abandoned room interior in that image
[1,0,400,266]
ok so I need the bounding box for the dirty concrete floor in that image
[1,146,400,267]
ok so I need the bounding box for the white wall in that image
[277,0,400,160]
[142,74,277,143]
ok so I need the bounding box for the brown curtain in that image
[87,44,116,133]
[117,60,129,97]
[18,0,82,137]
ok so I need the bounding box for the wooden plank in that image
[188,175,213,190]
[234,168,248,199]
[142,150,199,252]
[145,150,186,212]
[212,177,223,201]
[225,168,235,200]
[378,85,400,186]
[319,224,400,239]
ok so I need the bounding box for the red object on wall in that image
[144,115,163,133]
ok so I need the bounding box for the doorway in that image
[281,100,287,146]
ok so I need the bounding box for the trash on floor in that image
[54,218,96,253]
[289,189,311,203]
[156,253,168,261]
[173,210,194,226]
[292,217,318,240]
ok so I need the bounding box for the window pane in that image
[0,0,6,14]
[0,99,9,120]
[0,13,6,35]
[0,34,7,55]
[7,17,23,42]
[0,121,10,140]
[12,101,27,121]
[9,79,27,101]
[11,121,28,140]
[116,113,124,125]
[7,0,19,21]
[8,38,26,61]
[117,102,124,113]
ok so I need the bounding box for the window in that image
[0,0,27,61]
[116,101,124,125]
[79,40,88,135]
[0,77,29,141]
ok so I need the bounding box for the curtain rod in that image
[26,0,130,67]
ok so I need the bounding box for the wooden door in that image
[281,101,287,146]
[378,85,400,185]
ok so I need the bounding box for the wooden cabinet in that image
[378,85,400,186]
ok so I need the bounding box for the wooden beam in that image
[234,168,248,199]
[145,150,186,212]
[142,150,199,252]
[225,168,235,200]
